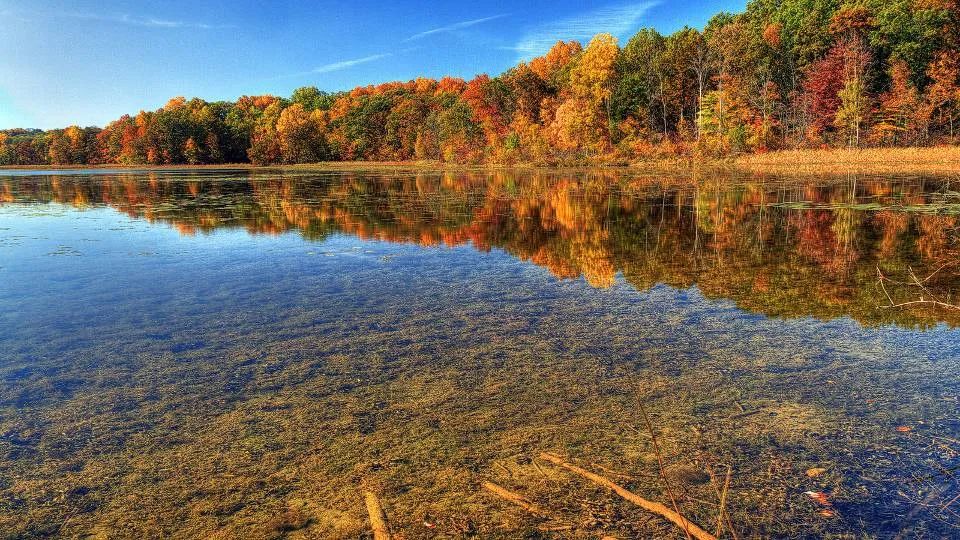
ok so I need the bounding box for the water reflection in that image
[2,170,960,538]
[3,170,959,327]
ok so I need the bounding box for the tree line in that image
[1,0,958,167]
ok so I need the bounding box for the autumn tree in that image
[437,99,483,163]
[873,59,923,145]
[226,95,283,162]
[549,33,619,155]
[461,75,513,156]
[183,137,201,164]
[502,63,549,124]
[384,94,430,160]
[47,129,73,164]
[0,133,11,165]
[801,41,849,143]
[247,101,284,165]
[275,103,328,163]
[530,41,582,87]
[924,50,960,139]
[661,27,711,141]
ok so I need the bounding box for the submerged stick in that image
[482,481,548,516]
[364,491,392,540]
[538,452,717,540]
[707,465,738,540]
[637,400,690,540]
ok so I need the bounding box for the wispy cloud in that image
[0,8,30,23]
[403,14,507,42]
[511,2,659,60]
[47,11,229,29]
[312,53,393,74]
[272,48,420,81]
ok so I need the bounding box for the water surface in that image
[2,169,960,538]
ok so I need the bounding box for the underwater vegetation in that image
[1,169,960,538]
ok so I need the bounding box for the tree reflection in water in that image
[4,169,959,327]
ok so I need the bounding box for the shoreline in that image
[0,160,704,174]
[2,147,959,175]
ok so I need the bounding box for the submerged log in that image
[482,480,548,516]
[538,452,717,540]
[364,491,392,540]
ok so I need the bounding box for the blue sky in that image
[0,0,746,129]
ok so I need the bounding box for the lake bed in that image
[2,168,959,538]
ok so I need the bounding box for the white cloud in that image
[403,14,507,42]
[313,53,393,74]
[511,1,659,60]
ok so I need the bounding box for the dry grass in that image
[4,147,960,175]
[736,146,960,175]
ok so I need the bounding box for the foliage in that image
[3,0,959,166]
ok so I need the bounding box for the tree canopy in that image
[2,0,958,166]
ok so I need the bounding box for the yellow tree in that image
[551,98,606,151]
[834,79,870,147]
[65,126,85,161]
[833,37,872,147]
[550,33,619,155]
[276,103,327,164]
[0,133,9,165]
[47,130,71,164]
[570,33,618,110]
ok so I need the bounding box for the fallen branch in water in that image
[481,481,548,517]
[538,452,717,540]
[638,399,691,540]
[877,266,960,311]
[364,491,392,540]
[706,464,739,540]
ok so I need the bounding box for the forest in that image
[1,0,958,166]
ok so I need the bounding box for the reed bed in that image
[736,147,960,175]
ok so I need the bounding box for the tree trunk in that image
[697,73,704,141]
[660,79,668,137]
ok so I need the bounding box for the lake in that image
[1,168,959,538]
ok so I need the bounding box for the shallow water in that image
[1,168,960,538]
